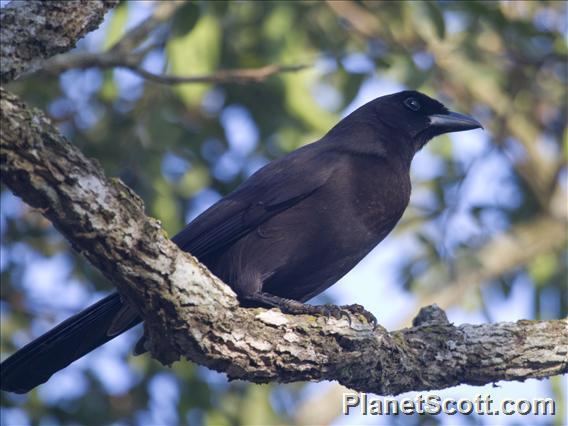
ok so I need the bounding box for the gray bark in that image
[0,0,117,83]
[1,87,567,395]
[0,0,566,396]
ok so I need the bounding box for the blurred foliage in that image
[0,1,566,425]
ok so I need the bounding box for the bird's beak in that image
[428,111,483,133]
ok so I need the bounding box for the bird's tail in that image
[0,292,141,393]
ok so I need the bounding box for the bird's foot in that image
[284,303,377,328]
[241,292,377,328]
[337,303,378,327]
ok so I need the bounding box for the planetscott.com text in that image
[342,392,556,416]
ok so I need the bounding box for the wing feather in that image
[171,143,337,259]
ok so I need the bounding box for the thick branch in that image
[1,87,567,395]
[0,0,118,83]
[0,0,566,395]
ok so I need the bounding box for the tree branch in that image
[106,1,184,53]
[40,0,310,85]
[1,87,567,395]
[45,53,310,85]
[123,63,311,85]
[1,0,566,397]
[0,0,118,83]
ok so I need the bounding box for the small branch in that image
[1,87,567,395]
[44,50,310,84]
[0,0,118,83]
[39,0,310,85]
[106,1,185,53]
[125,63,310,85]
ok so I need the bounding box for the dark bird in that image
[0,90,482,393]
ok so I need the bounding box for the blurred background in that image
[0,1,566,425]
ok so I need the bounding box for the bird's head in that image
[373,90,483,152]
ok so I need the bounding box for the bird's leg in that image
[240,292,377,327]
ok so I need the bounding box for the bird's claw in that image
[319,303,377,328]
[271,298,377,328]
[340,303,378,328]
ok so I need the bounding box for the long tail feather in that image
[0,293,141,393]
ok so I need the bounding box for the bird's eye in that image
[404,97,421,111]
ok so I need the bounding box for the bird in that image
[0,90,482,393]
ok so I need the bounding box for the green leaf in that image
[424,1,446,40]
[152,178,181,233]
[529,254,558,287]
[167,14,222,106]
[103,2,129,51]
[238,386,279,425]
[282,68,338,135]
[177,165,211,198]
[99,70,118,102]
[171,2,200,37]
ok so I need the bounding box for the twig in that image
[108,1,186,53]
[43,51,310,84]
[40,0,310,85]
[127,63,310,85]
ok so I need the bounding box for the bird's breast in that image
[342,155,411,242]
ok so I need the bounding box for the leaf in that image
[171,2,200,37]
[177,165,211,198]
[99,69,118,102]
[529,254,558,287]
[152,178,182,233]
[103,2,129,51]
[424,1,446,40]
[282,68,338,135]
[167,14,222,106]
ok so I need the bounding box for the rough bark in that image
[1,0,567,396]
[1,87,567,395]
[0,0,117,83]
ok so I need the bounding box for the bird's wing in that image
[171,144,337,258]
